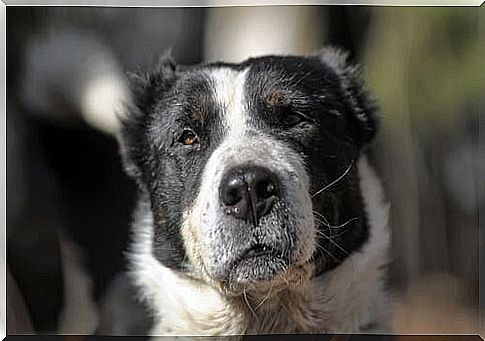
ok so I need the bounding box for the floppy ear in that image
[116,50,177,181]
[312,46,378,147]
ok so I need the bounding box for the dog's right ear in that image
[116,51,177,181]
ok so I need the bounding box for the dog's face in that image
[120,48,377,296]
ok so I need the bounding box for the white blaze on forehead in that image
[209,67,250,138]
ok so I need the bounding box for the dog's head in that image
[119,48,377,296]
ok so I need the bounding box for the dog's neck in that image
[128,155,390,335]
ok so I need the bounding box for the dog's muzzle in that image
[183,136,316,293]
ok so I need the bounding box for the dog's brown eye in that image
[179,129,199,146]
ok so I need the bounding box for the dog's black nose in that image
[220,165,280,225]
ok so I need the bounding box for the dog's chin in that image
[214,250,315,297]
[230,250,287,282]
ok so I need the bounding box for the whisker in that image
[315,229,358,277]
[328,229,349,239]
[311,161,354,198]
[243,286,258,320]
[255,284,274,311]
[315,244,340,264]
[312,210,330,224]
[315,233,357,278]
[314,215,359,230]
[314,230,350,256]
[329,217,360,229]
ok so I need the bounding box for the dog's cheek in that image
[180,209,206,278]
[180,184,223,281]
[287,178,317,263]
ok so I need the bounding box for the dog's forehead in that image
[205,67,248,107]
[188,56,330,115]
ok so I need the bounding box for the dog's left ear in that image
[311,47,378,147]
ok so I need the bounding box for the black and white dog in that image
[117,47,391,335]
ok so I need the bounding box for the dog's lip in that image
[242,244,274,258]
[219,244,288,285]
[210,243,287,283]
[237,243,283,262]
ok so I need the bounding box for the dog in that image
[116,47,391,335]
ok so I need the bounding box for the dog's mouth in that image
[222,243,288,284]
[215,241,315,296]
[240,243,278,259]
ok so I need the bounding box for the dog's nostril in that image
[224,181,243,206]
[220,165,281,224]
[256,180,277,200]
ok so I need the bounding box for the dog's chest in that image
[143,269,387,336]
[148,290,329,335]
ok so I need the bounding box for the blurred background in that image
[6,5,483,335]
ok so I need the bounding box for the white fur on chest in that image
[128,155,390,336]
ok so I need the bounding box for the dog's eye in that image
[178,129,199,146]
[281,107,312,127]
[286,112,305,126]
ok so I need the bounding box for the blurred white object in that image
[203,6,325,63]
[80,69,128,135]
[21,30,129,135]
